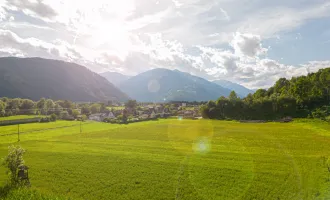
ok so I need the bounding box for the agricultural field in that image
[0,115,43,121]
[1,119,330,199]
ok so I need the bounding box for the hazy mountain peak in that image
[119,68,231,102]
[100,71,131,86]
[213,79,253,97]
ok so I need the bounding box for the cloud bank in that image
[0,0,330,88]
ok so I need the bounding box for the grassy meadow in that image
[1,119,330,199]
[0,115,44,121]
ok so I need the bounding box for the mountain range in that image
[0,57,254,102]
[100,72,131,86]
[212,80,254,97]
[117,68,233,102]
[0,57,128,102]
[101,69,253,101]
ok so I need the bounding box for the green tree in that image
[1,145,26,186]
[54,104,63,116]
[229,91,239,102]
[59,111,69,119]
[81,105,91,115]
[253,89,267,99]
[125,100,138,110]
[90,104,101,114]
[50,114,57,122]
[7,98,21,114]
[72,109,80,118]
[45,99,55,114]
[37,98,46,109]
[20,99,35,114]
[0,100,5,117]
[274,78,290,94]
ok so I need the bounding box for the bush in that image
[40,117,51,123]
[50,114,57,122]
[59,111,69,119]
[326,116,330,122]
[0,110,5,117]
[5,111,12,117]
[312,108,327,120]
[1,145,27,186]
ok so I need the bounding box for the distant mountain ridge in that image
[213,80,253,97]
[119,68,232,102]
[0,57,129,102]
[100,72,131,86]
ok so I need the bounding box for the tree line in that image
[0,97,112,120]
[201,68,330,120]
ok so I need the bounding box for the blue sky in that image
[265,16,330,65]
[0,0,330,89]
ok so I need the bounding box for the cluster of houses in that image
[88,103,201,122]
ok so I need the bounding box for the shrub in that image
[50,114,57,122]
[59,111,69,119]
[5,110,13,117]
[326,116,330,122]
[0,110,5,117]
[1,145,27,186]
[40,117,51,123]
[312,108,327,120]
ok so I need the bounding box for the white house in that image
[107,112,115,119]
[150,111,156,118]
[140,114,149,119]
[88,112,115,122]
[89,114,103,121]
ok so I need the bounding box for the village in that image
[88,102,202,123]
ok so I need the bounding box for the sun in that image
[55,0,136,59]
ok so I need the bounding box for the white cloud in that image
[0,29,83,61]
[230,32,268,58]
[5,0,57,20]
[0,0,7,21]
[0,0,330,90]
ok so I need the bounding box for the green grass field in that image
[1,119,330,199]
[0,115,43,121]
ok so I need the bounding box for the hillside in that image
[100,71,131,86]
[0,57,129,102]
[213,80,253,97]
[120,68,231,102]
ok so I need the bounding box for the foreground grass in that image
[0,187,67,200]
[1,119,330,199]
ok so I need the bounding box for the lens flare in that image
[193,137,211,154]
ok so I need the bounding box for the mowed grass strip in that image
[1,119,330,199]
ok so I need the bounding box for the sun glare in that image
[53,0,136,59]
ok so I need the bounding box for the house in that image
[149,110,156,118]
[106,112,115,119]
[88,112,115,122]
[140,114,149,120]
[89,114,103,121]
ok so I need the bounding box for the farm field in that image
[0,115,44,121]
[1,119,330,199]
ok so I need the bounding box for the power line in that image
[0,122,92,137]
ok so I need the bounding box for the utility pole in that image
[18,124,20,142]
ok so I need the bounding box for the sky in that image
[0,0,330,89]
